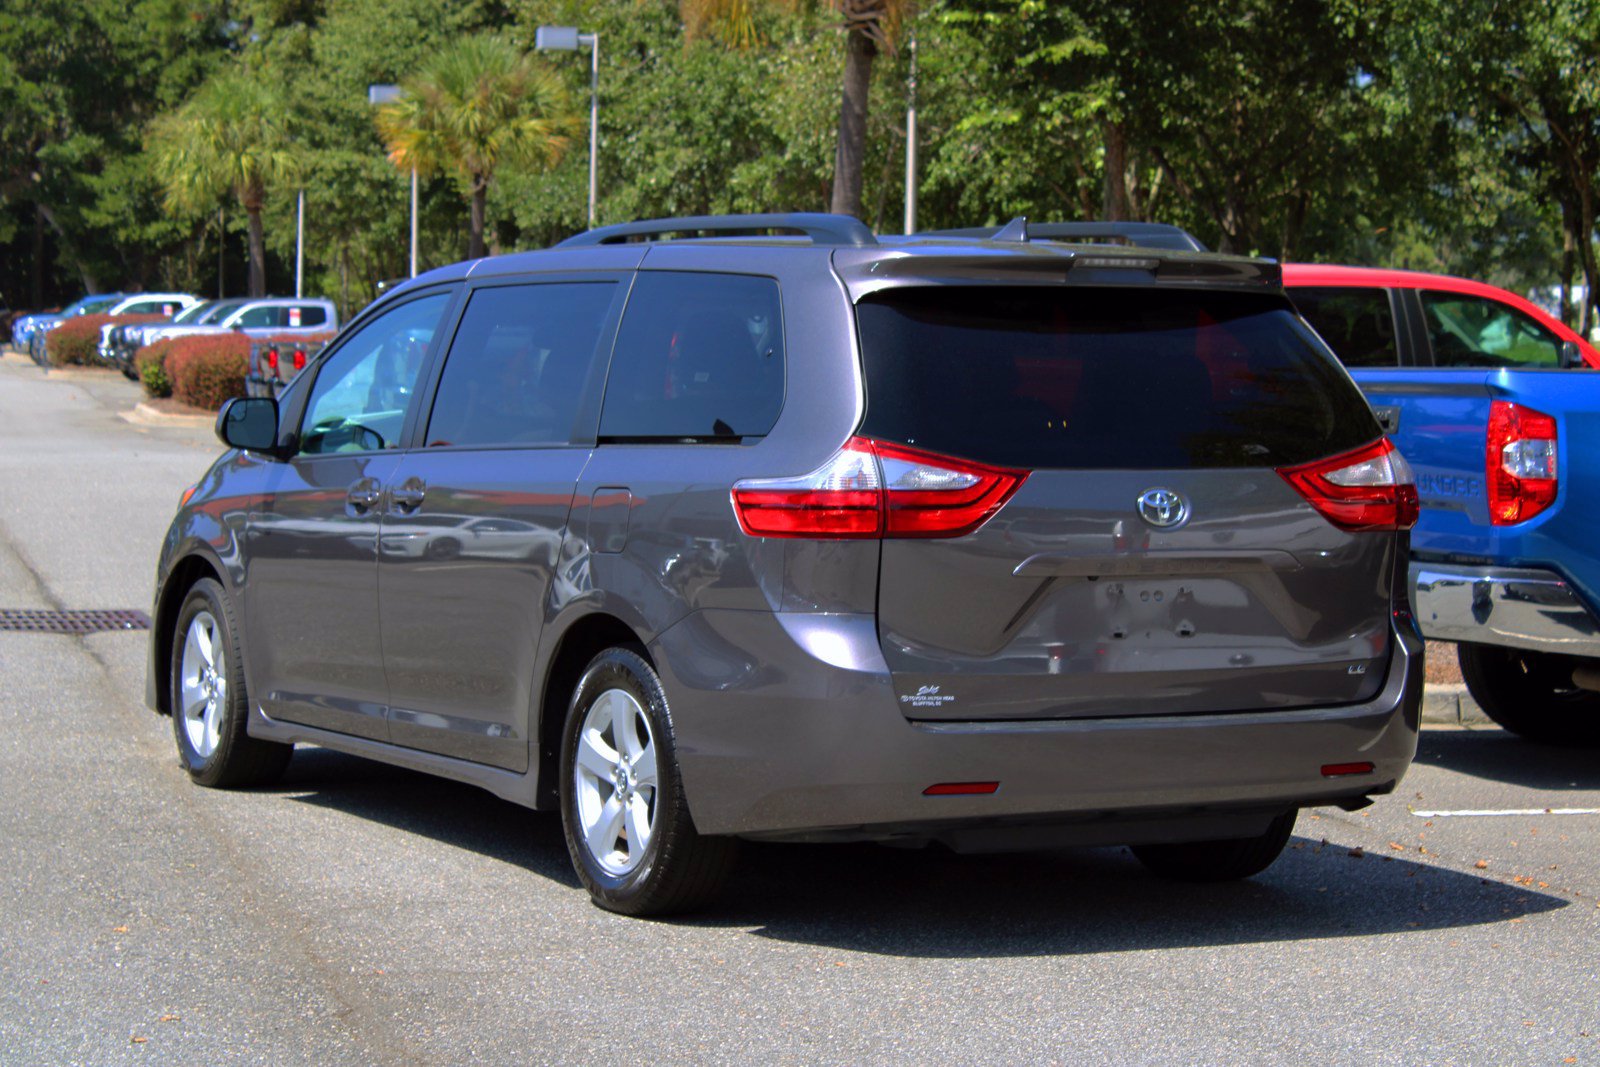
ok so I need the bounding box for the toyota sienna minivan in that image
[147,214,1423,914]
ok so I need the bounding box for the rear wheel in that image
[1132,810,1297,882]
[1458,643,1600,746]
[559,647,736,915]
[170,578,293,788]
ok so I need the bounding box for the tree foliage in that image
[1,0,1598,332]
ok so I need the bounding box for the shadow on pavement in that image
[273,746,581,889]
[1414,728,1600,791]
[269,747,1565,957]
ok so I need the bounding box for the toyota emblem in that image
[1136,487,1189,528]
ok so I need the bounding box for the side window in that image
[125,299,169,315]
[424,282,616,448]
[1421,291,1561,368]
[299,292,451,456]
[234,305,281,329]
[600,272,784,440]
[1290,287,1399,367]
[293,305,328,327]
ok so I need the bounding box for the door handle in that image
[390,478,427,513]
[347,479,382,512]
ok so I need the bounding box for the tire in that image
[170,578,293,788]
[559,648,737,915]
[1131,810,1297,882]
[1458,643,1600,746]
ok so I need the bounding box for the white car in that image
[142,297,337,345]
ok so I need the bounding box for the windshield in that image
[172,301,215,324]
[197,300,246,325]
[73,296,122,316]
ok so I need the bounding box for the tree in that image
[375,34,575,260]
[151,66,303,296]
[681,0,914,219]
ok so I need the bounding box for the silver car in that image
[146,214,1423,915]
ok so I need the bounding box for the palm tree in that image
[152,67,301,298]
[683,0,915,219]
[375,35,575,261]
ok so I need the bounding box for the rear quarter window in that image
[599,272,784,441]
[856,286,1379,470]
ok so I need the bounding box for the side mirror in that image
[216,396,280,453]
[1560,340,1588,369]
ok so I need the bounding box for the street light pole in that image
[536,26,600,229]
[295,189,305,298]
[368,83,418,277]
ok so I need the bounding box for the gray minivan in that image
[147,214,1423,914]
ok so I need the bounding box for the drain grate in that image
[0,609,151,634]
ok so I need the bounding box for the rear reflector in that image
[1277,437,1419,532]
[1487,400,1558,525]
[923,782,1000,796]
[732,436,1026,540]
[1321,762,1374,778]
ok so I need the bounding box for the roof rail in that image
[559,212,878,248]
[921,219,1207,253]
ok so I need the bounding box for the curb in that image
[122,401,213,428]
[1421,682,1490,726]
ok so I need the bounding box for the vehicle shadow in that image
[272,746,581,889]
[270,748,1566,958]
[1414,727,1600,791]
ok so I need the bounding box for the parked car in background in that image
[1285,264,1600,744]
[141,297,336,346]
[148,213,1422,916]
[21,293,125,360]
[96,293,201,363]
[245,336,336,398]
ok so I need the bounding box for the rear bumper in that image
[1411,562,1600,657]
[654,608,1423,841]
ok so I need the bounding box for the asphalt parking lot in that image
[0,352,1595,1065]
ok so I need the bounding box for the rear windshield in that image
[856,286,1378,469]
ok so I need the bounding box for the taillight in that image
[1487,400,1557,525]
[1277,437,1419,532]
[291,348,307,372]
[265,346,279,372]
[731,436,1027,540]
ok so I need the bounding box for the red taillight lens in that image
[1487,400,1557,525]
[264,346,278,372]
[731,437,1027,540]
[291,348,307,371]
[1277,437,1419,532]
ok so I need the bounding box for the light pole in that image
[368,83,418,278]
[535,26,599,229]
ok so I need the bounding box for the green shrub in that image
[136,341,174,398]
[167,334,250,409]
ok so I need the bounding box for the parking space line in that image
[1409,807,1600,818]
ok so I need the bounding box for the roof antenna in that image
[992,216,1029,243]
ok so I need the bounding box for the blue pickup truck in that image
[1286,264,1600,745]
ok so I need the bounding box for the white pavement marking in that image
[1409,807,1600,818]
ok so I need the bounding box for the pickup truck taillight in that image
[1487,400,1558,525]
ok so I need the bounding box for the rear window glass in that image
[599,272,784,440]
[1289,286,1399,367]
[856,286,1377,470]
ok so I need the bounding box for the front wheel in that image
[1131,810,1297,882]
[559,648,736,915]
[170,578,293,788]
[1458,643,1600,746]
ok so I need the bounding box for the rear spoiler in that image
[920,218,1207,253]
